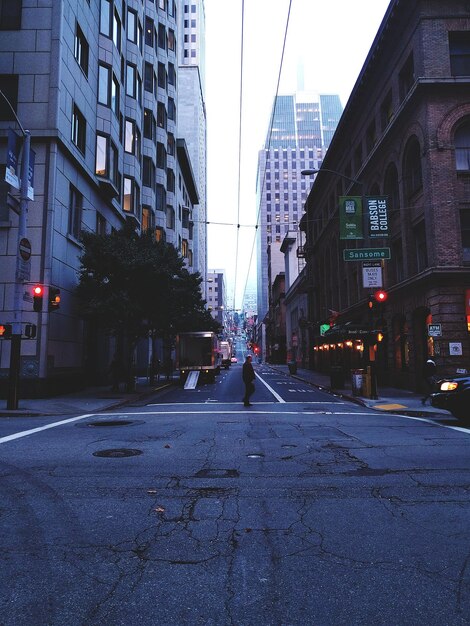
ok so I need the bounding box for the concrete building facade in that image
[0,0,202,393]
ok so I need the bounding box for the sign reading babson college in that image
[339,196,363,240]
[367,196,389,238]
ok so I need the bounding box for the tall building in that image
[0,0,201,393]
[178,0,207,290]
[256,92,343,323]
[300,0,470,390]
[206,270,226,330]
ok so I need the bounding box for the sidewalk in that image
[267,364,446,418]
[0,377,175,417]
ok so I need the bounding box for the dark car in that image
[431,374,470,420]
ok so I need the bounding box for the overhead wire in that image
[232,0,245,312]
[237,0,294,311]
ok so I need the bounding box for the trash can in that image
[330,365,345,389]
[288,360,297,375]
[351,369,364,396]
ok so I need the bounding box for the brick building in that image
[300,0,470,391]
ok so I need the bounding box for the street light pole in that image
[1,90,31,409]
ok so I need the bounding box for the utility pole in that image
[1,89,31,409]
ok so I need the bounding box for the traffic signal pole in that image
[7,130,30,410]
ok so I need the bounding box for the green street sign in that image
[343,248,391,261]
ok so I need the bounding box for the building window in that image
[455,121,470,171]
[157,101,167,129]
[143,156,155,188]
[155,226,165,242]
[145,16,154,47]
[124,118,135,153]
[449,32,470,76]
[0,74,18,120]
[98,64,110,105]
[0,1,22,29]
[144,62,154,93]
[100,0,111,36]
[157,142,166,170]
[112,7,121,51]
[399,53,414,101]
[167,132,175,156]
[142,205,153,233]
[143,108,156,141]
[111,74,119,115]
[459,209,470,263]
[123,176,135,212]
[72,104,86,154]
[167,168,175,192]
[168,97,176,121]
[403,137,423,199]
[158,23,166,49]
[127,8,137,43]
[168,29,175,51]
[380,90,393,130]
[156,184,166,211]
[74,23,89,77]
[166,205,175,229]
[69,184,83,239]
[96,212,107,235]
[182,238,188,257]
[126,63,136,97]
[158,62,167,89]
[95,134,108,176]
[168,62,175,86]
[95,134,118,184]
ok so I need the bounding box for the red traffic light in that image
[374,289,388,303]
[33,285,44,312]
[33,285,43,296]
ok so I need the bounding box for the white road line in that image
[255,372,286,403]
[0,414,94,444]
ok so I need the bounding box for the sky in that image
[204,0,392,310]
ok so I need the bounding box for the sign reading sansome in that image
[343,248,391,261]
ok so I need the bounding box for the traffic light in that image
[374,289,388,304]
[33,285,44,312]
[0,324,13,339]
[49,287,61,311]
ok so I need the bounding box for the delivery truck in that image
[219,340,232,369]
[176,331,221,383]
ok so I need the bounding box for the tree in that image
[76,225,219,386]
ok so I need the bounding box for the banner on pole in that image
[339,196,363,240]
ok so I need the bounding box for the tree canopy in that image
[76,224,220,340]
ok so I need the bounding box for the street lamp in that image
[301,168,362,187]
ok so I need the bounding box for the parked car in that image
[431,374,470,420]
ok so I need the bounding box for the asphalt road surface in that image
[1,360,469,626]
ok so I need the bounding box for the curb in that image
[0,381,174,418]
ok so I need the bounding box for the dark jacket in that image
[423,360,437,379]
[242,360,255,383]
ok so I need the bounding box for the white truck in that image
[219,340,232,369]
[176,331,221,383]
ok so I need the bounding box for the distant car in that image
[231,356,238,363]
[431,374,470,420]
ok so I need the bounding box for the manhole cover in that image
[93,448,143,458]
[247,453,264,459]
[87,420,136,427]
[78,420,144,429]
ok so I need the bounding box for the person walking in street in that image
[422,358,437,405]
[242,355,255,407]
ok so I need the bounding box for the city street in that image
[1,363,469,625]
